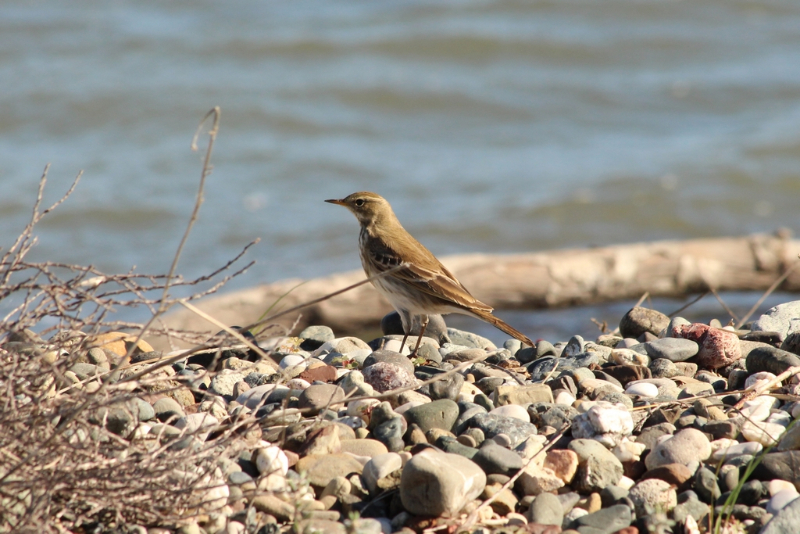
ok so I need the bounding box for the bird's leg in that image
[398,310,413,353]
[410,315,429,358]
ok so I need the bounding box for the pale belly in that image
[370,270,465,317]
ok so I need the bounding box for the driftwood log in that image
[153,233,800,349]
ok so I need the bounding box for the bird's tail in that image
[470,308,534,348]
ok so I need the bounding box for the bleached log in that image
[154,233,800,348]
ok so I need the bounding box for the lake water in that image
[2,0,799,341]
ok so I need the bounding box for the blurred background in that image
[1,0,800,343]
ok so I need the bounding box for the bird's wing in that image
[367,235,493,312]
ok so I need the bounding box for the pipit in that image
[326,191,534,355]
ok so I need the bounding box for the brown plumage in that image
[326,192,534,352]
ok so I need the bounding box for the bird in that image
[325,191,534,355]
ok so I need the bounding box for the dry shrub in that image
[0,110,265,532]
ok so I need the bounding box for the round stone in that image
[646,428,711,469]
[527,492,563,525]
[279,354,308,372]
[628,479,677,517]
[649,358,678,378]
[362,362,417,393]
[362,349,414,375]
[619,307,670,339]
[472,442,524,476]
[297,384,346,414]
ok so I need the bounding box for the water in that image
[1,0,800,338]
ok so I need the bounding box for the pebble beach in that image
[9,300,800,534]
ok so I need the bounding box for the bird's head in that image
[325,191,392,225]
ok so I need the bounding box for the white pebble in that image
[745,372,777,389]
[555,390,576,406]
[710,440,763,461]
[767,490,800,515]
[256,445,289,476]
[564,507,589,525]
[586,402,634,435]
[286,378,310,390]
[739,396,780,423]
[767,411,792,426]
[625,382,659,398]
[613,439,647,462]
[617,476,635,490]
[742,421,787,446]
[769,479,798,496]
[347,398,380,423]
[457,392,476,403]
[279,354,308,371]
[382,339,410,355]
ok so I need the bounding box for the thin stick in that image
[634,291,650,308]
[709,287,739,324]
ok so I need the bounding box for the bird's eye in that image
[354,199,365,207]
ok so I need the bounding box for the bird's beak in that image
[325,198,345,206]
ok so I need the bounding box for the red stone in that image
[640,463,693,490]
[697,328,741,370]
[673,323,710,343]
[299,364,338,383]
[622,459,646,481]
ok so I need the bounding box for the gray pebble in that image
[299,325,335,344]
[471,442,523,476]
[403,399,459,433]
[644,337,699,362]
[429,372,464,401]
[620,306,670,339]
[446,328,496,350]
[527,492,563,526]
[468,412,537,449]
[563,335,586,357]
[747,346,800,375]
[649,358,678,378]
[753,301,800,341]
